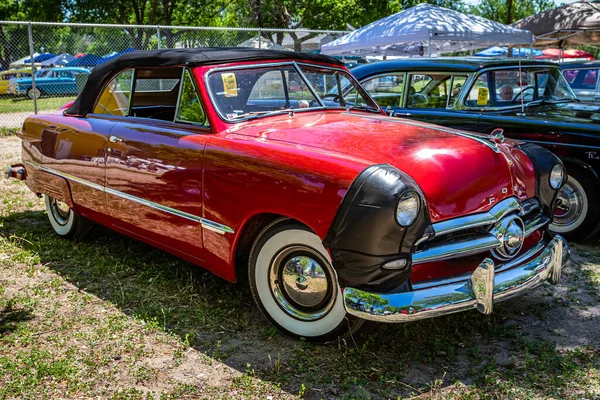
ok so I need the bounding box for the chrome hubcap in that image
[269,246,335,321]
[553,182,584,227]
[49,198,71,226]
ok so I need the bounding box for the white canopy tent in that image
[238,36,288,50]
[321,3,534,57]
[9,53,39,69]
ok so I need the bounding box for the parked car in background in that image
[0,68,32,95]
[560,61,600,103]
[352,58,600,241]
[9,67,90,99]
[6,48,569,340]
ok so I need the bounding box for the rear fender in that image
[28,170,75,209]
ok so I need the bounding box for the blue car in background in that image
[9,67,90,99]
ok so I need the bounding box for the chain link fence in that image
[0,21,348,128]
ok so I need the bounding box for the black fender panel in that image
[323,164,432,293]
[517,143,564,215]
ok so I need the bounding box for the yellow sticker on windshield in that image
[477,88,489,106]
[221,73,238,97]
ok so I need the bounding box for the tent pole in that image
[428,29,431,57]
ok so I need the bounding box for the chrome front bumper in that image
[343,235,569,322]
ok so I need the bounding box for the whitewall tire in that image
[45,195,91,239]
[249,220,362,341]
[550,168,600,242]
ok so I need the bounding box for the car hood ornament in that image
[490,128,505,144]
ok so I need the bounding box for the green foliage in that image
[469,0,554,24]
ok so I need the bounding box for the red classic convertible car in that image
[6,48,569,341]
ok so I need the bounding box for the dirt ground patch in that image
[1,134,599,399]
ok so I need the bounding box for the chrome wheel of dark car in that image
[268,247,336,321]
[550,169,600,241]
[553,180,584,229]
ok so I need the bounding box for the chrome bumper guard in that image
[343,235,569,322]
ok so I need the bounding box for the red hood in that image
[226,111,536,222]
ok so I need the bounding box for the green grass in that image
[0,134,599,398]
[0,95,74,114]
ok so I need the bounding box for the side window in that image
[129,67,182,121]
[361,74,405,108]
[406,73,451,109]
[565,69,598,89]
[56,71,73,78]
[175,69,207,126]
[466,72,492,108]
[93,69,133,116]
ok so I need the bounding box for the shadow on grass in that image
[0,305,34,337]
[1,209,598,398]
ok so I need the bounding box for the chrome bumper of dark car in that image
[343,235,569,322]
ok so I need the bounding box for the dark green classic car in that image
[352,58,600,242]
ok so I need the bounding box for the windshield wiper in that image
[346,104,381,113]
[229,109,296,121]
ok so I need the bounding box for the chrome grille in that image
[412,197,550,265]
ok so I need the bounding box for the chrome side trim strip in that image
[25,161,234,234]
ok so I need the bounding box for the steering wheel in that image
[320,93,342,103]
[513,86,535,102]
[410,92,429,105]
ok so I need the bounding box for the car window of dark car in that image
[175,69,208,127]
[406,73,455,109]
[93,69,133,116]
[466,72,493,108]
[564,69,598,90]
[361,74,405,108]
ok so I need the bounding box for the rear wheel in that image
[26,87,42,100]
[45,195,92,239]
[248,219,363,341]
[550,168,600,242]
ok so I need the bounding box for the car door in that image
[103,67,209,259]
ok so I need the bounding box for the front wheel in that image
[550,168,600,242]
[248,220,362,341]
[27,87,42,100]
[45,195,92,240]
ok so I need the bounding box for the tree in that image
[469,0,553,25]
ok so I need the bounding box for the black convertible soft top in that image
[65,47,343,116]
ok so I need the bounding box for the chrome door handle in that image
[109,135,123,143]
[394,112,412,117]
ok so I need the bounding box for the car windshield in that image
[465,66,577,108]
[206,63,379,121]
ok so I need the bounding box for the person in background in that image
[499,84,514,101]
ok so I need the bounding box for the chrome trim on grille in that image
[412,197,548,265]
[432,197,523,237]
[412,235,501,264]
[344,235,569,323]
[25,161,234,234]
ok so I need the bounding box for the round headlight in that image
[396,191,420,227]
[549,164,564,190]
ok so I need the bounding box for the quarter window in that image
[93,69,133,116]
[361,74,405,108]
[175,69,207,126]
